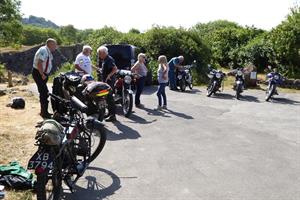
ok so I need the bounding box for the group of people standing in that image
[32,38,185,120]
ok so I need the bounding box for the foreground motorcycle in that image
[28,94,106,200]
[113,70,135,117]
[52,72,111,121]
[206,66,226,97]
[176,61,195,92]
[234,68,245,100]
[265,68,284,101]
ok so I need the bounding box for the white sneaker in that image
[156,105,162,110]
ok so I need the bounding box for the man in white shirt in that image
[74,45,93,75]
[32,38,57,118]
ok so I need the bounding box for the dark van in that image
[105,44,137,70]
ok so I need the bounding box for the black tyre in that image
[180,79,186,92]
[87,125,107,163]
[265,84,275,101]
[207,82,216,97]
[122,92,133,118]
[189,77,193,90]
[236,84,242,100]
[36,161,62,200]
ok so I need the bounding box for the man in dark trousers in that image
[97,46,117,122]
[32,38,57,118]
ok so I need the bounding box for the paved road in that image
[30,84,300,200]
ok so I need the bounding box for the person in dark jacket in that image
[97,46,117,122]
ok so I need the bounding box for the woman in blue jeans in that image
[156,55,169,110]
[131,53,148,107]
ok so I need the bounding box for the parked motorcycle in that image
[206,66,226,97]
[51,72,111,121]
[113,69,135,117]
[28,94,106,200]
[176,61,195,92]
[234,68,245,100]
[265,67,284,101]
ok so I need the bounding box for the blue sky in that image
[20,0,297,32]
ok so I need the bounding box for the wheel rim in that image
[123,93,130,113]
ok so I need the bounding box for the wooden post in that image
[8,71,13,87]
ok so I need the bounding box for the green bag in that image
[0,161,33,180]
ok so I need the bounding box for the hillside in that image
[22,15,59,29]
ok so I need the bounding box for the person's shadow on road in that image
[269,97,300,105]
[106,121,142,141]
[162,108,194,120]
[62,167,121,200]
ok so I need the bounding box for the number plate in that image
[27,150,54,170]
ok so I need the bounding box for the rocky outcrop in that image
[0,44,83,75]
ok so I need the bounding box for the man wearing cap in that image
[168,55,184,90]
[74,45,93,75]
[32,38,57,118]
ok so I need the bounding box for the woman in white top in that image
[156,55,169,110]
[131,53,148,107]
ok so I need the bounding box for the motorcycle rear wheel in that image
[36,161,62,200]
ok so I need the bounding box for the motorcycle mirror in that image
[268,65,272,70]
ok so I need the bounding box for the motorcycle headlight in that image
[216,73,221,79]
[274,75,279,80]
[124,75,132,84]
[237,70,243,76]
[177,75,182,79]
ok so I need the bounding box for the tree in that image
[59,25,78,45]
[0,0,23,46]
[21,25,62,45]
[268,6,300,78]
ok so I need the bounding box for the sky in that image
[20,0,298,32]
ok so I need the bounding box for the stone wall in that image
[0,44,83,75]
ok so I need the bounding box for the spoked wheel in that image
[265,85,275,102]
[87,126,107,163]
[122,91,133,118]
[36,162,62,200]
[189,77,193,90]
[207,82,216,97]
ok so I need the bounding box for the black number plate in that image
[27,150,54,170]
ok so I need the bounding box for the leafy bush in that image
[21,25,62,45]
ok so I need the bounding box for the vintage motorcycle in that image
[234,68,245,100]
[265,68,284,101]
[112,69,135,118]
[51,72,111,121]
[206,66,226,97]
[176,61,195,92]
[28,94,106,200]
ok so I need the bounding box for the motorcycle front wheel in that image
[122,91,133,118]
[188,77,193,90]
[207,82,216,97]
[236,84,242,100]
[265,84,275,101]
[87,125,107,163]
[180,79,186,92]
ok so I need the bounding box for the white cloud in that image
[20,0,295,31]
